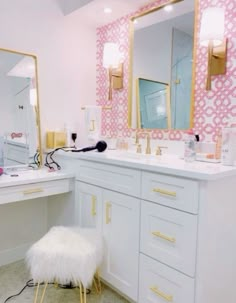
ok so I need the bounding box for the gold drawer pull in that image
[153,188,176,197]
[23,188,44,195]
[106,202,111,224]
[150,286,173,302]
[91,195,97,216]
[152,231,176,243]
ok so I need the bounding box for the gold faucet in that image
[156,146,168,156]
[145,133,151,155]
[136,131,151,154]
[135,130,140,145]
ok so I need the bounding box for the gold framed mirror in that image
[128,0,197,130]
[0,48,42,169]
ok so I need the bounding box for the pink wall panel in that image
[96,0,236,142]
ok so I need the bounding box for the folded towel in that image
[84,106,102,143]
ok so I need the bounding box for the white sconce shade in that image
[103,43,120,68]
[200,7,225,47]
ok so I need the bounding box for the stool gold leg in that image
[39,282,48,303]
[93,277,99,294]
[34,283,40,303]
[84,286,87,303]
[79,281,83,303]
[96,270,102,294]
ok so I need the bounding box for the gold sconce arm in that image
[206,39,227,90]
[108,63,124,100]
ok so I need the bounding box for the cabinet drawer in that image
[0,179,73,205]
[142,172,199,214]
[139,254,195,303]
[140,201,197,277]
[77,160,141,197]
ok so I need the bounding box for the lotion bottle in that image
[184,129,196,162]
[221,127,234,166]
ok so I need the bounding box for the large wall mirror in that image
[128,0,196,130]
[0,48,42,169]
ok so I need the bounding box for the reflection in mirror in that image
[137,78,170,129]
[0,49,41,169]
[129,0,196,130]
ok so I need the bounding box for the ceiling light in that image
[104,7,112,14]
[164,5,173,12]
[134,19,138,24]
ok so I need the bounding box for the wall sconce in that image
[102,42,123,100]
[200,7,227,90]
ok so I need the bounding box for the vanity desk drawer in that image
[77,160,141,197]
[142,172,199,214]
[0,179,73,205]
[140,201,197,277]
[139,254,195,303]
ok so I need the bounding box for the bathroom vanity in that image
[56,150,236,303]
[0,169,75,266]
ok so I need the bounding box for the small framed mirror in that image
[128,0,197,130]
[136,78,171,129]
[0,48,42,169]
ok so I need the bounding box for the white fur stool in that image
[26,226,103,303]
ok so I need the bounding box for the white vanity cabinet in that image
[76,180,140,300]
[102,190,140,300]
[58,152,236,303]
[76,182,102,231]
[76,160,141,301]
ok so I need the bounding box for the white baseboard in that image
[0,243,32,267]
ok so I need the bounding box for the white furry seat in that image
[26,226,103,290]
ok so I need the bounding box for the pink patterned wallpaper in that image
[96,0,236,142]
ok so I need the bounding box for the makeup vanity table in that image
[0,169,75,266]
[0,169,74,205]
[56,150,236,303]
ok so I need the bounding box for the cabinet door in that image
[101,190,140,302]
[76,182,102,232]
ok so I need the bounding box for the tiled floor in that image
[0,261,130,303]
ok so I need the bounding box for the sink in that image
[108,150,180,164]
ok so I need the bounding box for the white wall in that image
[0,0,97,147]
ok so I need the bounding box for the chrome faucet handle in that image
[156,146,168,156]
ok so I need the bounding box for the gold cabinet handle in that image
[150,286,173,302]
[152,231,176,243]
[91,195,97,216]
[153,188,176,197]
[23,188,44,195]
[105,202,111,224]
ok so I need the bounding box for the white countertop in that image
[55,149,236,181]
[0,168,75,188]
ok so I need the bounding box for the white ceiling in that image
[57,0,156,26]
[57,0,94,15]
